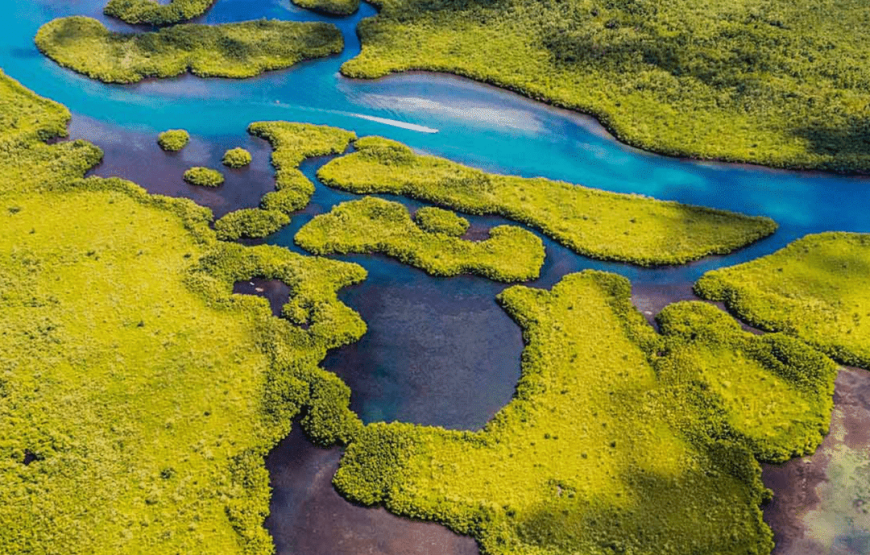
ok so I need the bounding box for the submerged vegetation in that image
[35,16,343,84]
[346,0,870,172]
[296,197,545,282]
[318,137,777,266]
[0,69,368,553]
[335,271,837,554]
[104,0,216,26]
[183,166,224,187]
[291,0,361,16]
[157,129,190,152]
[215,208,290,241]
[696,232,870,368]
[222,147,252,168]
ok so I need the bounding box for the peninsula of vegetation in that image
[104,0,215,25]
[296,197,545,282]
[292,0,361,16]
[696,232,870,368]
[335,271,837,555]
[0,69,367,554]
[317,137,777,266]
[344,0,870,172]
[158,129,190,152]
[35,17,344,84]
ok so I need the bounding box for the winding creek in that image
[5,0,870,553]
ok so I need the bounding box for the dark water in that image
[4,0,870,553]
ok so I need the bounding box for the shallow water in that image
[4,0,870,553]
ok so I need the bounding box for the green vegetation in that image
[104,0,215,25]
[291,0,361,16]
[183,166,224,187]
[0,69,367,553]
[296,197,544,282]
[157,129,190,152]
[696,232,870,368]
[318,137,777,266]
[248,122,356,215]
[222,147,252,168]
[345,0,870,172]
[35,16,343,84]
[215,208,290,241]
[335,271,837,554]
[415,206,469,237]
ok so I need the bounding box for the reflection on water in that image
[6,0,870,552]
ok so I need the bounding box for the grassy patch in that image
[291,0,361,16]
[0,69,368,553]
[696,232,870,368]
[104,0,216,25]
[317,136,777,266]
[296,197,544,282]
[183,166,224,187]
[215,207,290,241]
[334,271,836,554]
[344,0,870,172]
[35,16,344,84]
[158,129,190,152]
[222,147,252,168]
[415,206,469,237]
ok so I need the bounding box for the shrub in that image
[222,147,252,168]
[214,208,290,241]
[183,166,224,187]
[157,129,190,152]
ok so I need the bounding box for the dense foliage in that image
[344,0,870,172]
[291,0,361,16]
[296,197,545,282]
[157,129,190,152]
[248,121,356,215]
[183,166,224,187]
[336,271,837,554]
[222,147,252,168]
[317,137,777,266]
[415,206,469,236]
[104,0,216,25]
[35,16,344,84]
[0,70,368,553]
[214,207,290,241]
[696,232,870,368]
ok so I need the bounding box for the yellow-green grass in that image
[291,0,360,16]
[248,121,356,215]
[0,69,367,553]
[35,17,343,84]
[344,0,870,172]
[335,271,837,554]
[215,207,290,241]
[415,206,469,237]
[104,0,215,25]
[696,232,870,368]
[158,129,190,152]
[223,147,252,168]
[317,136,777,266]
[296,197,545,282]
[183,166,224,187]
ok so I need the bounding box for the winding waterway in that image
[4,0,870,553]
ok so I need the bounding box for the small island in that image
[157,129,190,152]
[183,166,224,187]
[222,147,252,168]
[214,208,290,241]
[104,0,216,25]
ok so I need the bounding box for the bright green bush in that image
[336,270,838,554]
[696,232,870,368]
[345,0,870,172]
[222,147,252,168]
[292,0,360,16]
[248,121,356,214]
[214,207,290,241]
[296,197,545,282]
[35,16,344,84]
[104,0,215,25]
[415,206,469,237]
[183,166,224,187]
[0,69,368,554]
[157,129,190,152]
[318,136,777,266]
